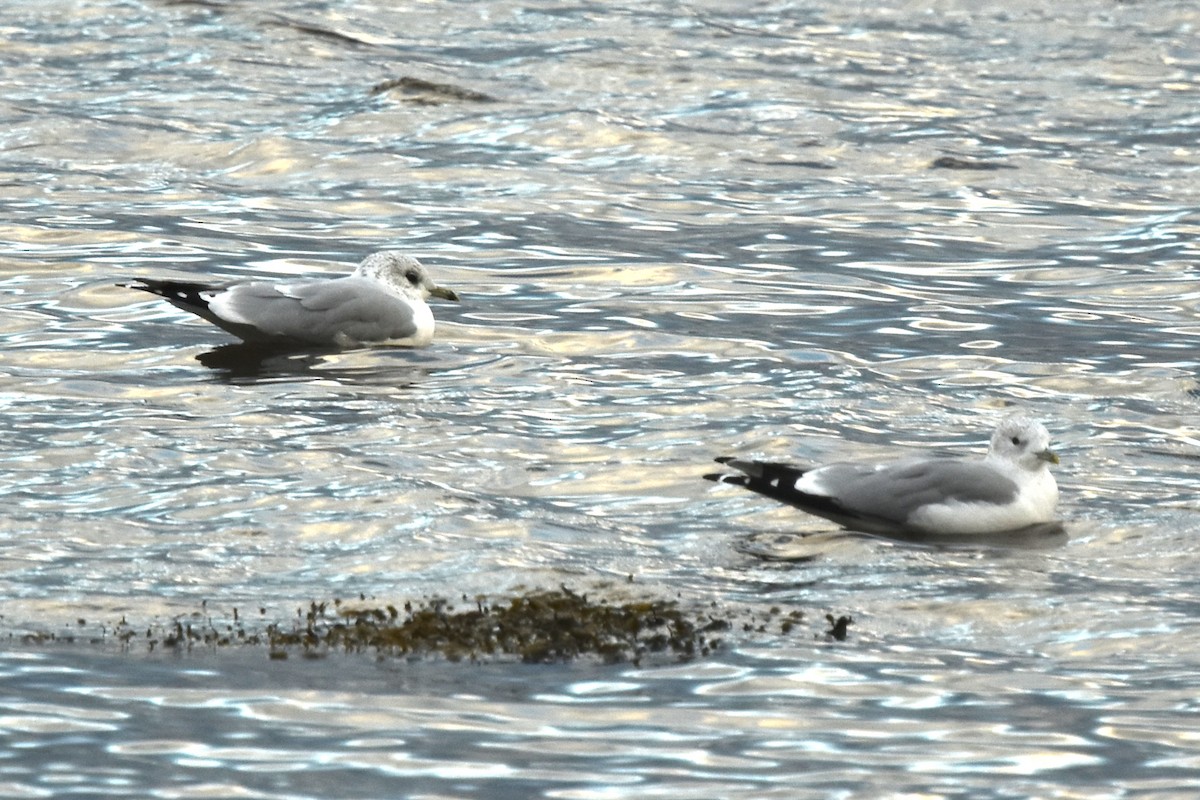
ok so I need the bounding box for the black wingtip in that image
[118,278,216,311]
[706,455,743,483]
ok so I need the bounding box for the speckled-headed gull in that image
[120,251,459,348]
[706,415,1060,536]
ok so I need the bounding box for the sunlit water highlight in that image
[3,0,1200,797]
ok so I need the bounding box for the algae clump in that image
[267,587,727,664]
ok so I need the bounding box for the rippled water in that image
[4,0,1200,796]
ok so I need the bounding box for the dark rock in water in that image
[370,76,497,103]
[930,155,1015,171]
[824,614,852,642]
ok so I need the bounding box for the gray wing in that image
[208,277,419,345]
[816,458,1019,523]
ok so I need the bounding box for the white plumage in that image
[120,252,459,349]
[707,415,1061,536]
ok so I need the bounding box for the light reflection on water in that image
[4,644,1196,798]
[3,0,1200,796]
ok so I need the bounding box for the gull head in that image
[355,252,460,302]
[988,414,1058,471]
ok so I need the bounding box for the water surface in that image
[3,0,1200,797]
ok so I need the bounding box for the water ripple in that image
[4,0,1200,797]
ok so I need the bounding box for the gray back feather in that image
[822,458,1019,521]
[214,278,417,344]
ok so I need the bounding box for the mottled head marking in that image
[989,414,1057,470]
[354,252,459,302]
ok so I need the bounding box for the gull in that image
[119,251,459,348]
[705,415,1060,536]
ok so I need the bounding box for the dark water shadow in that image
[195,342,336,381]
[874,521,1068,549]
[195,342,436,387]
[737,521,1068,563]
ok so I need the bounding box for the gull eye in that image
[1010,436,1021,445]
[404,269,420,285]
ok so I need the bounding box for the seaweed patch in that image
[265,588,725,665]
[13,588,850,663]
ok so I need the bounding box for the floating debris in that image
[266,13,391,46]
[370,76,497,103]
[741,156,835,170]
